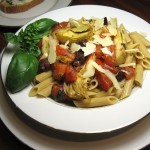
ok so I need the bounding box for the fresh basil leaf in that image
[5,51,38,93]
[4,33,20,45]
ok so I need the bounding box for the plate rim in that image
[0,5,150,135]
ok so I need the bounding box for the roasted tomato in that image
[64,65,77,84]
[96,59,118,74]
[51,84,69,102]
[95,44,103,59]
[103,54,116,67]
[52,62,67,81]
[122,66,135,80]
[51,21,69,33]
[56,45,75,64]
[95,70,112,91]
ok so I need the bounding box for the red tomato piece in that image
[52,62,67,81]
[65,65,77,84]
[56,45,75,63]
[51,22,68,33]
[96,59,118,74]
[51,84,69,101]
[51,84,63,98]
[95,70,112,91]
[122,66,135,80]
[103,54,116,67]
[95,44,103,58]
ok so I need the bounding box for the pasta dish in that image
[6,17,150,108]
[28,17,150,107]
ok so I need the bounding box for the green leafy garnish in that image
[5,18,58,93]
[6,50,39,93]
[4,18,58,57]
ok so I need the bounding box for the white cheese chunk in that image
[48,36,57,64]
[70,43,81,53]
[107,24,117,36]
[94,18,104,31]
[82,60,95,78]
[101,47,112,56]
[81,42,96,56]
[91,35,113,47]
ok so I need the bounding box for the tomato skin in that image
[96,59,118,74]
[103,54,116,67]
[65,65,77,84]
[52,62,67,81]
[51,22,68,33]
[95,45,103,58]
[95,70,112,91]
[122,66,135,80]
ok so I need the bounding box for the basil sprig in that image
[5,18,58,93]
[4,18,58,57]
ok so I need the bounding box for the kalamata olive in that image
[73,50,85,67]
[39,58,51,72]
[116,70,125,81]
[104,17,108,25]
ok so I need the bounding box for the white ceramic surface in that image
[0,78,150,150]
[0,0,72,26]
[1,5,150,135]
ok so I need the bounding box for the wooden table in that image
[0,0,150,149]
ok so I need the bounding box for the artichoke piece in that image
[71,25,89,33]
[55,28,93,44]
[114,28,126,65]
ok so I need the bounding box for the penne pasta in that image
[29,78,53,97]
[125,54,134,64]
[129,34,150,58]
[139,58,150,69]
[120,78,134,100]
[35,71,52,83]
[130,32,150,47]
[73,96,119,108]
[134,50,144,60]
[134,64,143,87]
[38,84,54,97]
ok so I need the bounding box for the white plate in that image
[0,0,72,27]
[0,78,150,149]
[1,5,150,135]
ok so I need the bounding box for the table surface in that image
[0,0,150,149]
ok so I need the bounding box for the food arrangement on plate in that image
[0,0,44,13]
[4,16,150,108]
